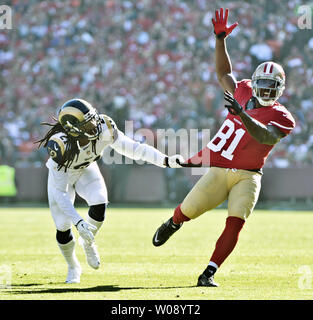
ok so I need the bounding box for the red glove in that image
[212,8,238,39]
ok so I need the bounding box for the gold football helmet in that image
[58,99,102,140]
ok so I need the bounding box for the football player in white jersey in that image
[37,98,184,283]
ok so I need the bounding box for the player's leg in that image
[48,180,81,283]
[55,225,81,283]
[76,162,108,235]
[153,167,228,246]
[87,203,106,235]
[198,170,262,287]
[75,162,108,269]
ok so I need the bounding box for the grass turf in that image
[0,207,312,300]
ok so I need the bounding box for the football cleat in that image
[197,273,219,287]
[78,237,100,269]
[152,217,182,247]
[65,264,82,284]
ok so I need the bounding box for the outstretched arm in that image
[212,8,238,94]
[110,130,184,168]
[100,115,184,168]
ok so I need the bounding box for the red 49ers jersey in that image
[188,79,296,170]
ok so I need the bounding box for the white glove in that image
[165,155,185,168]
[76,220,97,245]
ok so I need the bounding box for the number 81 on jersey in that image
[207,119,246,161]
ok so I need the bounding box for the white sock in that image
[208,261,219,270]
[58,239,80,268]
[86,216,103,237]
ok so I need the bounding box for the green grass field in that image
[0,207,312,300]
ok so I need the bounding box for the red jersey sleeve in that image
[267,104,296,136]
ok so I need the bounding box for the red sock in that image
[210,216,245,267]
[172,204,190,224]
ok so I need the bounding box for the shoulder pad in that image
[100,114,118,141]
[100,114,117,129]
[46,135,66,164]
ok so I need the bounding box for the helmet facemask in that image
[251,62,286,107]
[59,99,102,141]
[252,78,285,106]
[64,110,102,140]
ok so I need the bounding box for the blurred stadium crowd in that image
[0,0,312,168]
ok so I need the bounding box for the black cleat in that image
[197,273,219,287]
[152,217,182,246]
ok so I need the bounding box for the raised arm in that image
[212,8,238,94]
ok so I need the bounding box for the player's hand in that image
[165,155,185,168]
[224,90,243,115]
[212,8,238,39]
[76,220,96,245]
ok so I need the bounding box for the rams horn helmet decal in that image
[58,99,102,140]
[251,62,285,107]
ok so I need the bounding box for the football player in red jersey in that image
[152,8,296,287]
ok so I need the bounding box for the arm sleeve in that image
[234,79,253,110]
[110,130,167,167]
[48,166,83,226]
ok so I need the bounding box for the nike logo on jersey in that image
[233,118,242,125]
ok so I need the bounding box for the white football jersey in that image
[45,114,167,226]
[46,114,116,170]
[46,114,166,175]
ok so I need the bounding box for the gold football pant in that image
[181,167,262,220]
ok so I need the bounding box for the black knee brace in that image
[88,203,106,222]
[56,229,73,244]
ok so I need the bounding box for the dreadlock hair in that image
[36,117,97,172]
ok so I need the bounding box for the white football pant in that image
[47,162,108,231]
